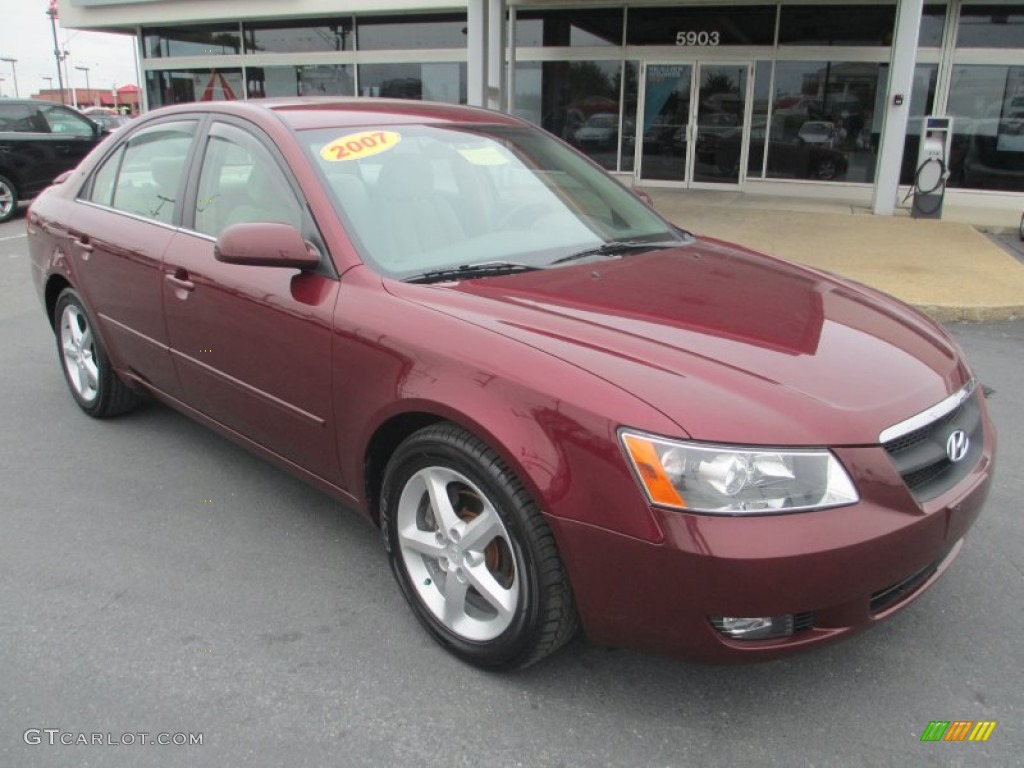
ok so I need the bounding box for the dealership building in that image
[58,0,1024,214]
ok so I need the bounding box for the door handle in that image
[165,272,195,291]
[71,235,93,259]
[165,268,195,299]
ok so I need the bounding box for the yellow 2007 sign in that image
[320,130,401,162]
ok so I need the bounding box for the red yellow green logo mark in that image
[920,721,997,742]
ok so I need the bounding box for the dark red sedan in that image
[27,99,995,669]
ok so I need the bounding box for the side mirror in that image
[214,222,320,269]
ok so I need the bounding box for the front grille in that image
[870,555,944,614]
[882,391,983,503]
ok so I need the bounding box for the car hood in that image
[386,238,971,445]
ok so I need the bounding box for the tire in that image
[813,157,840,180]
[0,174,18,223]
[380,423,578,669]
[1018,211,1024,241]
[54,288,140,418]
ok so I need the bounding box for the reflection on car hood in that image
[388,238,970,445]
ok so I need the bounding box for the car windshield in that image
[301,123,683,279]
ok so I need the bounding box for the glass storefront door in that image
[637,63,693,183]
[637,62,750,187]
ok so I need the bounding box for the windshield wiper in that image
[404,261,539,284]
[550,240,678,266]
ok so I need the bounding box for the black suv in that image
[0,99,107,222]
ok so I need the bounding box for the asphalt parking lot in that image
[1,210,1021,767]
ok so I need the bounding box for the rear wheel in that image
[380,423,577,669]
[0,175,17,223]
[813,157,840,180]
[54,288,140,417]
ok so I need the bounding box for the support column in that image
[467,0,489,107]
[487,0,507,110]
[872,0,925,215]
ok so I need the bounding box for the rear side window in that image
[0,104,46,133]
[85,121,197,225]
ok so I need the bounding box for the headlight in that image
[619,430,858,515]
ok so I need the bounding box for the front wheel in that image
[380,423,577,669]
[54,288,140,417]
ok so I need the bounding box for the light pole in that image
[0,57,17,98]
[46,2,67,104]
[76,65,92,107]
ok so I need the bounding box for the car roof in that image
[143,97,526,131]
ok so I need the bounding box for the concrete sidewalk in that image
[647,189,1024,322]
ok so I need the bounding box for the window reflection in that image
[147,69,244,107]
[947,65,1024,191]
[356,14,467,50]
[244,66,355,98]
[515,8,623,46]
[359,63,466,103]
[143,25,241,58]
[778,5,895,46]
[766,61,882,182]
[957,6,1024,49]
[244,19,354,53]
[514,61,630,171]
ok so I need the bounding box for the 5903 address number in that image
[676,31,721,46]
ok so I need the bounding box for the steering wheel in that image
[497,201,555,230]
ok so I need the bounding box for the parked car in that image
[82,107,132,132]
[798,120,839,147]
[716,124,849,180]
[572,112,621,149]
[27,99,994,669]
[0,99,108,222]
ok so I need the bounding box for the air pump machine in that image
[911,116,953,219]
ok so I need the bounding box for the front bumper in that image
[549,422,995,663]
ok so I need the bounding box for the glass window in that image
[956,5,1024,48]
[947,64,1024,191]
[899,64,939,184]
[621,61,640,173]
[88,146,123,207]
[513,60,628,171]
[86,121,196,224]
[919,5,947,47]
[244,18,354,53]
[0,103,46,132]
[778,5,896,46]
[143,25,242,58]
[515,8,624,47]
[359,63,466,103]
[748,61,774,177]
[246,66,355,98]
[194,123,302,237]
[627,6,777,47]
[300,123,685,278]
[146,69,244,108]
[356,14,467,50]
[39,105,95,137]
[767,61,881,183]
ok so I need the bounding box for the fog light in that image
[710,615,794,640]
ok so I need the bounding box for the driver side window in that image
[194,123,303,239]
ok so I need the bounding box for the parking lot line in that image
[0,233,28,242]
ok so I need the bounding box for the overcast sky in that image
[0,1,137,100]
